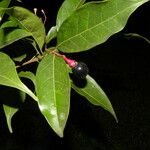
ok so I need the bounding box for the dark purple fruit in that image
[72,62,89,79]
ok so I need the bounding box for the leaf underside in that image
[46,26,57,44]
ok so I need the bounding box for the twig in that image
[51,50,64,57]
[15,49,61,69]
[16,56,40,68]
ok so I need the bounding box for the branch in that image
[16,56,40,68]
[15,49,59,68]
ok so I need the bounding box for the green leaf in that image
[13,54,27,62]
[0,52,38,101]
[2,89,26,133]
[6,6,46,49]
[15,0,22,2]
[0,28,31,49]
[56,0,85,30]
[36,54,70,137]
[72,75,117,122]
[0,0,11,21]
[0,0,11,8]
[0,86,26,133]
[23,37,40,54]
[57,0,149,53]
[3,105,18,133]
[46,26,57,44]
[19,71,36,87]
[1,20,19,28]
[125,33,150,44]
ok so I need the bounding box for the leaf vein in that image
[58,2,143,48]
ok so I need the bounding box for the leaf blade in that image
[0,0,11,20]
[3,105,18,133]
[56,0,85,30]
[1,87,26,133]
[0,52,38,101]
[72,75,117,121]
[6,6,46,49]
[0,28,31,49]
[19,71,36,87]
[1,20,18,28]
[57,0,148,52]
[46,26,57,44]
[36,54,71,137]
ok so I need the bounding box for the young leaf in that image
[0,86,26,133]
[0,0,11,21]
[56,0,85,29]
[19,71,36,87]
[15,0,22,2]
[0,52,38,101]
[13,54,27,62]
[125,33,150,44]
[6,6,46,49]
[36,54,71,137]
[3,105,18,133]
[72,75,117,122]
[46,26,57,44]
[0,28,31,49]
[57,0,149,53]
[23,38,40,54]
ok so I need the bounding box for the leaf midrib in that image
[0,74,38,101]
[0,74,24,90]
[73,85,112,111]
[57,1,143,47]
[52,55,61,128]
[13,17,34,38]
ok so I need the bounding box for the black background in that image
[0,0,150,150]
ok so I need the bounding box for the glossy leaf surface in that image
[72,75,117,121]
[56,0,85,29]
[0,52,38,101]
[0,28,31,49]
[36,54,70,137]
[57,0,148,52]
[6,6,46,49]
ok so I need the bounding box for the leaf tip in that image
[57,131,64,138]
[53,127,64,138]
[110,109,118,123]
[9,127,13,133]
[113,113,118,123]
